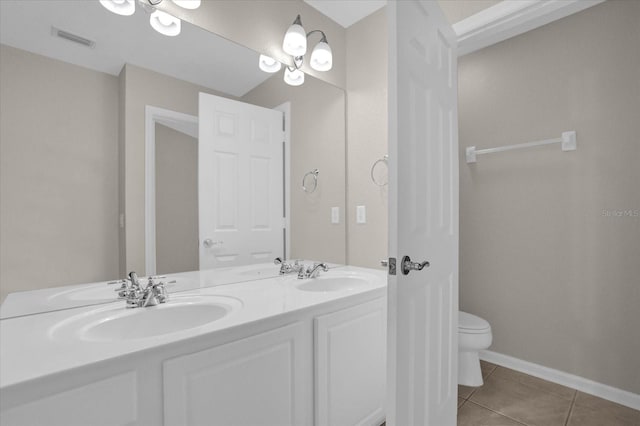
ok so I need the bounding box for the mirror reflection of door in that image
[198,93,285,270]
[155,95,285,274]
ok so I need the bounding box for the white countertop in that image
[0,265,386,389]
[0,261,343,319]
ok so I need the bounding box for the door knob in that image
[203,239,223,248]
[401,255,429,275]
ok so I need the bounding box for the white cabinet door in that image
[314,298,386,426]
[163,322,311,426]
[0,372,139,426]
[198,92,285,269]
[387,1,459,425]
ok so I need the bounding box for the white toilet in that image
[458,311,492,387]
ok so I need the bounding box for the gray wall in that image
[345,8,388,269]
[0,45,120,302]
[155,124,199,275]
[242,75,347,264]
[458,0,640,393]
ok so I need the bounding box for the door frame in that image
[274,102,291,260]
[144,105,199,276]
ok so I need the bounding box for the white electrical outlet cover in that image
[356,205,366,224]
[331,207,340,224]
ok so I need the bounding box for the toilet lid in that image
[459,311,490,333]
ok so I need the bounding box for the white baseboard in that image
[480,350,640,411]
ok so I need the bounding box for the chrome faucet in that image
[274,257,305,276]
[300,262,329,279]
[108,272,171,308]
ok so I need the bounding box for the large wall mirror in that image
[0,0,346,318]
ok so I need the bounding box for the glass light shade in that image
[282,24,307,57]
[258,55,282,73]
[284,68,305,86]
[150,10,181,37]
[172,0,201,9]
[99,0,135,16]
[310,41,332,72]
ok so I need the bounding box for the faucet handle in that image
[108,279,129,292]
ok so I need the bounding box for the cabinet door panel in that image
[315,298,386,426]
[163,322,310,426]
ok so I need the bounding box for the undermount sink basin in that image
[296,275,371,292]
[50,295,243,342]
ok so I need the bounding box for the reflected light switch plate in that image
[331,207,340,224]
[356,205,366,224]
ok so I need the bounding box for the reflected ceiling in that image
[0,0,271,96]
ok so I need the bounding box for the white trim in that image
[454,0,605,56]
[274,102,291,260]
[480,350,640,411]
[144,105,198,276]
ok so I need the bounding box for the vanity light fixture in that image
[265,14,332,86]
[309,37,332,72]
[99,0,199,38]
[259,55,282,73]
[282,15,307,57]
[284,67,305,86]
[99,0,136,16]
[149,9,181,36]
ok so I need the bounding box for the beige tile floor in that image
[457,361,640,426]
[381,361,639,425]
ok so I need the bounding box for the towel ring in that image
[370,155,388,186]
[302,169,319,193]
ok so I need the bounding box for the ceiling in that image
[0,0,271,97]
[303,0,387,28]
[303,0,502,28]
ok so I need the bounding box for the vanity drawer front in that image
[0,372,138,426]
[163,321,311,426]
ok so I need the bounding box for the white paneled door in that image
[199,93,284,269]
[387,1,459,425]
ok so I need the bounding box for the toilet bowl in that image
[458,311,492,387]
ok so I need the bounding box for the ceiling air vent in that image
[51,27,96,48]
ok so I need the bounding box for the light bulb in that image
[99,0,135,16]
[258,55,282,73]
[284,68,304,86]
[150,10,181,37]
[172,0,201,9]
[282,16,307,57]
[310,40,332,72]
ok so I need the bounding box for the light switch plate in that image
[331,207,340,224]
[356,205,366,224]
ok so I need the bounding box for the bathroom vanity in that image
[0,266,387,426]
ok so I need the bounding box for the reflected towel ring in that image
[302,169,319,193]
[371,155,388,186]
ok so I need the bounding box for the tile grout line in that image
[464,400,530,426]
[564,390,578,426]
